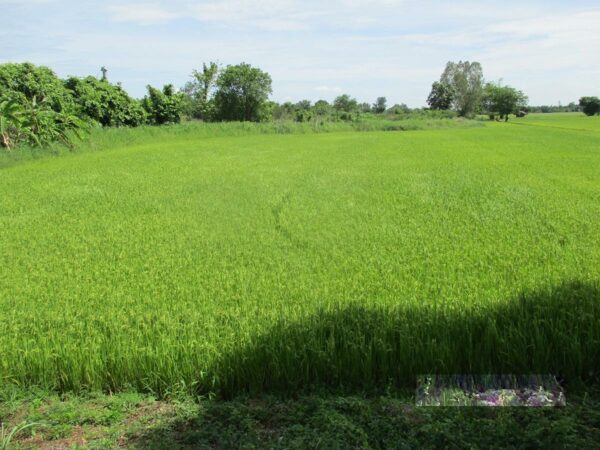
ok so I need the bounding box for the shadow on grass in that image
[129,281,600,448]
[210,280,599,398]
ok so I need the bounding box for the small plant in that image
[1,422,42,450]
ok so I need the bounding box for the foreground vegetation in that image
[1,387,599,449]
[0,114,598,399]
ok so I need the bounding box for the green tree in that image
[65,76,146,127]
[579,97,600,116]
[182,62,220,120]
[142,84,185,125]
[0,62,74,113]
[313,100,332,119]
[481,83,528,121]
[333,94,359,121]
[372,97,387,114]
[439,61,483,117]
[294,100,313,122]
[426,81,454,110]
[213,63,273,122]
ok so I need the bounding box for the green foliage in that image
[579,96,600,116]
[0,62,74,113]
[427,81,455,110]
[440,60,484,117]
[142,84,185,125]
[214,63,273,122]
[65,76,146,127]
[0,96,88,151]
[372,96,387,114]
[386,103,411,114]
[2,388,599,449]
[333,94,359,121]
[0,97,24,150]
[181,62,219,120]
[481,82,528,121]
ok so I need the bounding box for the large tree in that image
[439,61,484,117]
[481,83,528,121]
[579,96,600,116]
[426,81,454,110]
[214,63,272,122]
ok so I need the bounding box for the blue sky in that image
[2,0,599,106]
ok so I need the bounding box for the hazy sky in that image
[2,0,599,106]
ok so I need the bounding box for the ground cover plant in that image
[0,114,598,400]
[1,387,599,449]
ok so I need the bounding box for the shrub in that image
[65,76,146,127]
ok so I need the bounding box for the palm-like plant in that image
[1,96,89,150]
[0,97,25,151]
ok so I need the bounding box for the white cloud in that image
[3,0,599,106]
[315,85,342,93]
[107,4,180,25]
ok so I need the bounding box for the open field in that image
[513,112,600,132]
[1,115,599,398]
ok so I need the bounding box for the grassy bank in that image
[0,117,480,169]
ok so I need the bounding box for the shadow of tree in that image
[128,281,600,448]
[210,280,599,398]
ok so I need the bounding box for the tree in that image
[182,62,220,120]
[372,97,387,114]
[313,100,332,119]
[294,100,312,122]
[426,81,454,110]
[333,94,359,121]
[439,61,483,117]
[481,83,528,121]
[213,63,272,122]
[0,62,74,113]
[360,102,372,113]
[142,84,185,125]
[65,76,146,127]
[579,97,600,116]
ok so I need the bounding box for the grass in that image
[1,387,599,449]
[0,116,480,170]
[513,112,600,132]
[0,115,599,399]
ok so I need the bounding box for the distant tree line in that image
[1,60,597,151]
[426,60,598,120]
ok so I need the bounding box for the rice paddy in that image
[1,114,599,397]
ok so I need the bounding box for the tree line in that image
[426,60,599,119]
[1,60,597,151]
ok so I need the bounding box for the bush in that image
[0,62,74,113]
[65,76,146,127]
[579,97,600,116]
[142,84,185,125]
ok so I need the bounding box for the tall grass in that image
[0,117,480,169]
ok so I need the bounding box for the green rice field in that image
[1,114,599,397]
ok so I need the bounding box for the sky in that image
[2,0,599,107]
